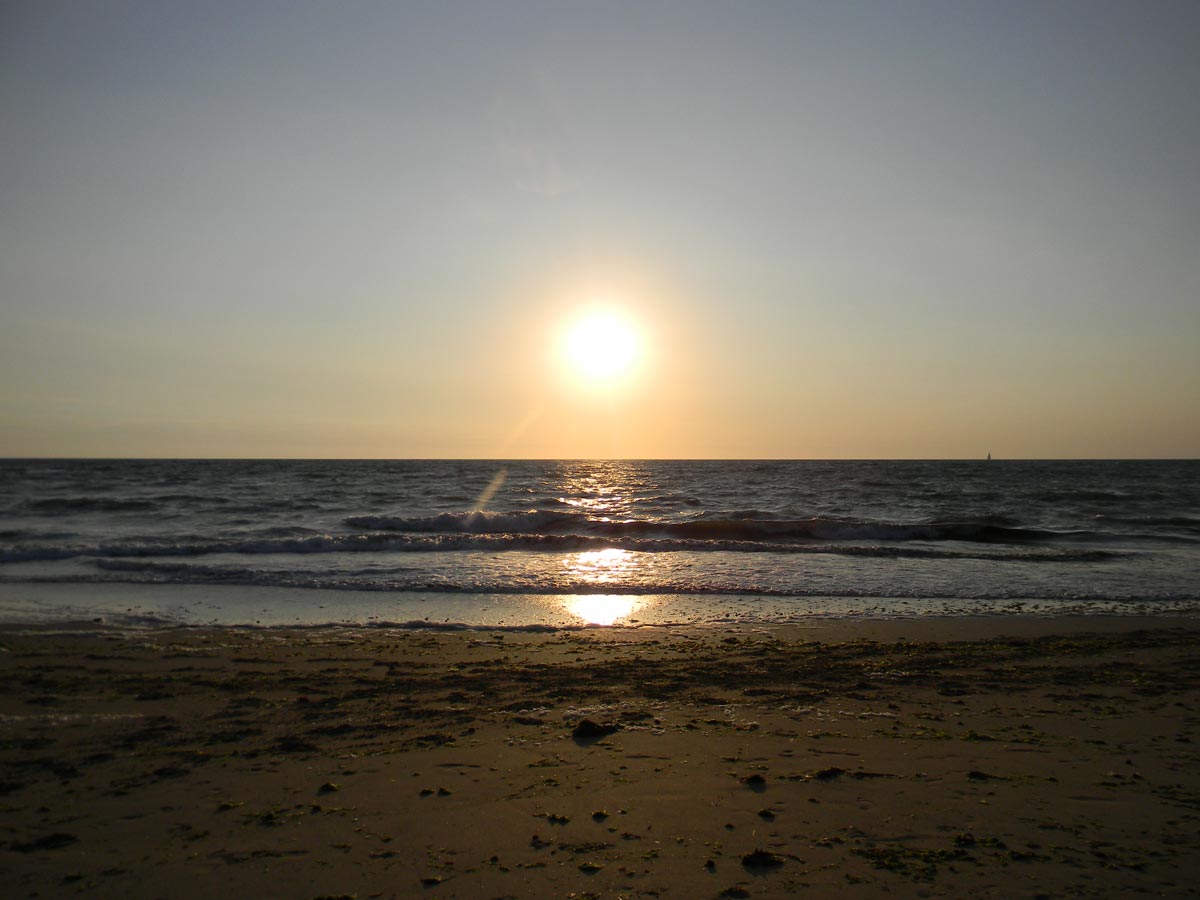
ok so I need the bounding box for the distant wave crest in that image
[27,496,158,513]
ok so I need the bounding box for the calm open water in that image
[0,459,1197,627]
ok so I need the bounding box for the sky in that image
[2,0,1198,459]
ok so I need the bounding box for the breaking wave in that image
[0,531,1124,565]
[4,557,1185,604]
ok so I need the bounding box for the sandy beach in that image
[6,0,1200,895]
[1,616,1198,899]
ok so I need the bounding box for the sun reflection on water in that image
[549,460,648,520]
[562,548,643,625]
[569,547,636,581]
[566,594,641,626]
[549,464,658,626]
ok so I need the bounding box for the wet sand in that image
[1,616,1198,898]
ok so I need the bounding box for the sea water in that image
[0,459,1197,627]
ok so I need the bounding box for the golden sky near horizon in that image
[2,2,1198,459]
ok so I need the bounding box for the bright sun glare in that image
[561,310,641,386]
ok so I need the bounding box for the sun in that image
[561,309,642,386]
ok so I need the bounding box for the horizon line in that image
[2,456,1197,463]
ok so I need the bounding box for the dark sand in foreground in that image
[1,616,1198,898]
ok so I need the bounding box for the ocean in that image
[0,459,1197,628]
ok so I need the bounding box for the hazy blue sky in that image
[2,0,1198,458]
